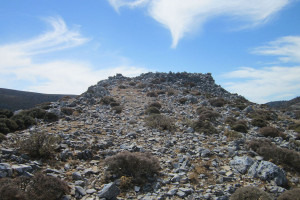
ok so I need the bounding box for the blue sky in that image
[0,0,300,103]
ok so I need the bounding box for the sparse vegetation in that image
[147,91,158,97]
[277,188,300,200]
[0,133,6,142]
[61,107,74,115]
[192,120,216,134]
[104,151,160,185]
[112,106,123,114]
[0,173,69,200]
[100,96,116,105]
[44,112,59,122]
[18,132,60,159]
[209,98,227,107]
[230,186,273,200]
[232,120,248,133]
[145,114,175,131]
[224,130,242,140]
[149,102,162,109]
[110,102,120,107]
[247,139,300,172]
[145,107,160,115]
[179,97,188,104]
[118,85,127,89]
[259,126,286,139]
[289,123,300,133]
[251,117,268,128]
[197,107,220,121]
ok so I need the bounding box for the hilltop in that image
[0,88,77,111]
[0,72,300,200]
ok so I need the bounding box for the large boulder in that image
[230,156,254,174]
[98,182,120,200]
[248,161,287,186]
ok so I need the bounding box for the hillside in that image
[0,88,77,111]
[0,72,300,200]
[266,96,300,119]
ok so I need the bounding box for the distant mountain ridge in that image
[0,88,77,111]
[266,96,300,109]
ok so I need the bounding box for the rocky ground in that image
[1,72,300,200]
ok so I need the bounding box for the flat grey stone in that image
[98,182,120,199]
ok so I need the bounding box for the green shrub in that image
[26,108,46,119]
[149,102,162,109]
[0,118,18,132]
[11,114,36,129]
[259,126,286,139]
[0,173,69,200]
[0,177,28,200]
[110,102,120,107]
[118,85,126,89]
[18,132,60,159]
[145,114,175,131]
[224,130,242,140]
[167,90,175,96]
[61,107,74,116]
[289,123,300,133]
[37,102,52,110]
[251,118,268,128]
[0,109,13,118]
[145,107,160,115]
[197,108,220,121]
[232,120,248,133]
[179,97,188,104]
[0,122,10,134]
[248,109,277,121]
[156,90,166,95]
[247,139,300,173]
[100,96,116,105]
[44,112,59,122]
[147,91,158,97]
[277,188,300,200]
[230,186,273,200]
[210,98,227,107]
[112,106,123,114]
[129,81,136,86]
[192,120,217,134]
[104,151,160,185]
[0,133,6,142]
[27,173,69,200]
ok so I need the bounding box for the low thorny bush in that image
[0,173,69,200]
[17,131,60,159]
[145,107,160,115]
[247,139,300,173]
[104,151,160,185]
[277,188,300,200]
[259,126,287,139]
[230,186,273,200]
[209,98,227,107]
[145,114,175,131]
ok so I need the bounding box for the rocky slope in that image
[1,72,300,200]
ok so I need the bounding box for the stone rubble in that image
[0,72,299,199]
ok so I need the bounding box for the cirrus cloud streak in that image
[108,0,292,47]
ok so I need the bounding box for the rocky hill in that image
[266,97,300,119]
[0,88,77,111]
[0,72,300,200]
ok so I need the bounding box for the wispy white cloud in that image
[252,36,300,63]
[223,66,300,103]
[222,35,300,103]
[108,0,149,12]
[0,16,149,94]
[108,0,292,47]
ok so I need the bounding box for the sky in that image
[0,0,300,103]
